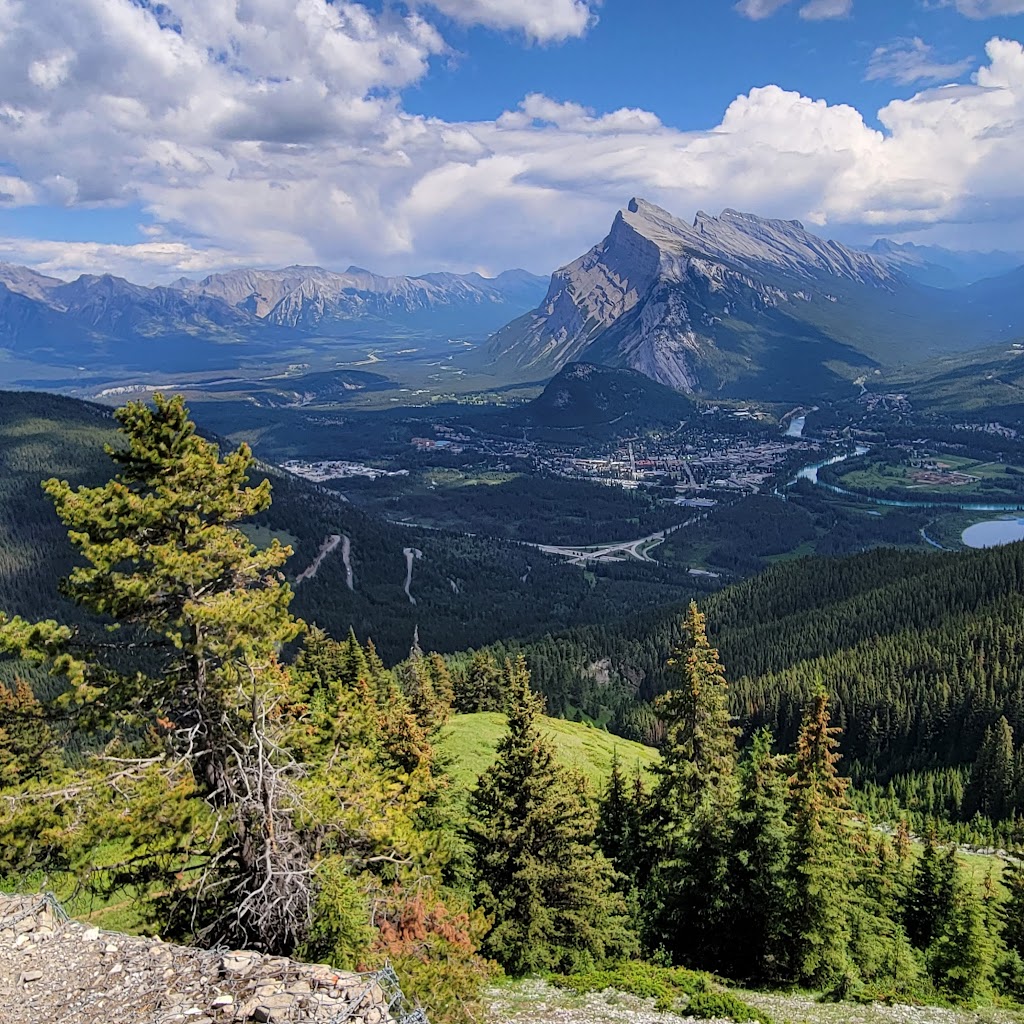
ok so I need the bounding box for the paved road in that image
[528,520,692,566]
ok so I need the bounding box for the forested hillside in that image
[0,390,701,663]
[5,393,1024,1020]
[497,544,1024,826]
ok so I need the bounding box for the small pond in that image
[962,518,1024,549]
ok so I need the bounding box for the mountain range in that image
[863,239,1024,289]
[0,262,548,379]
[488,199,1024,400]
[171,265,547,333]
[4,204,1024,401]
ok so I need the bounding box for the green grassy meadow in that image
[436,712,660,796]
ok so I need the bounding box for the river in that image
[790,447,1024,513]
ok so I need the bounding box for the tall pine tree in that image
[726,727,793,981]
[649,601,739,970]
[467,666,635,974]
[787,685,854,990]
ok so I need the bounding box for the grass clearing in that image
[436,712,660,796]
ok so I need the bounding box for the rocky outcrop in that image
[0,893,424,1024]
[488,197,901,395]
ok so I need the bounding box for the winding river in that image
[790,447,1024,513]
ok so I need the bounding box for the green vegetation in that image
[436,712,659,794]
[13,391,1024,1021]
[549,962,773,1023]
[0,390,702,666]
[343,467,689,545]
[821,448,1024,505]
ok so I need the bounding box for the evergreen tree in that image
[467,667,635,975]
[726,727,792,981]
[1,394,305,950]
[596,753,635,872]
[926,851,993,1000]
[905,834,956,950]
[1001,857,1024,958]
[787,686,854,989]
[964,716,1016,821]
[649,601,738,970]
[456,649,504,713]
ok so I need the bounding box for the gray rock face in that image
[489,198,900,394]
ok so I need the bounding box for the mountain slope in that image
[173,264,549,335]
[437,711,658,795]
[0,391,698,667]
[490,198,1022,401]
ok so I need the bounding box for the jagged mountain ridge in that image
[171,264,548,332]
[489,198,1024,400]
[0,260,548,377]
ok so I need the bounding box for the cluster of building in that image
[282,459,409,482]
[402,421,822,498]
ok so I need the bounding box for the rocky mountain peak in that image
[489,196,918,396]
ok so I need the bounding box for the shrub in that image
[687,990,773,1024]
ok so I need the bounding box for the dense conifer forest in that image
[8,391,1024,1020]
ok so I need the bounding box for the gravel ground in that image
[486,978,1024,1024]
[485,978,691,1024]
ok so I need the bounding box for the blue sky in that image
[0,0,1023,281]
[403,1,994,130]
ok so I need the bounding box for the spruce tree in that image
[467,667,635,974]
[964,716,1016,821]
[905,834,956,950]
[1003,858,1024,958]
[727,727,793,981]
[787,685,854,989]
[456,649,504,712]
[926,851,993,1000]
[1,394,305,950]
[649,601,738,970]
[596,753,635,872]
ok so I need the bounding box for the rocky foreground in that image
[485,978,1024,1024]
[0,893,415,1024]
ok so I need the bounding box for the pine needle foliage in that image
[468,657,636,975]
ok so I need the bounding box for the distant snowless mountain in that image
[489,198,1024,400]
[170,265,548,331]
[861,239,1024,290]
[0,260,549,377]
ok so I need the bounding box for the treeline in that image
[582,605,1023,1002]
[485,544,1024,830]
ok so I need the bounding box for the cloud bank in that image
[1,1,1024,279]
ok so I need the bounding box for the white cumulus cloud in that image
[1,2,1024,279]
[419,0,599,42]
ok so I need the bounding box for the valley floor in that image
[486,979,1024,1024]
